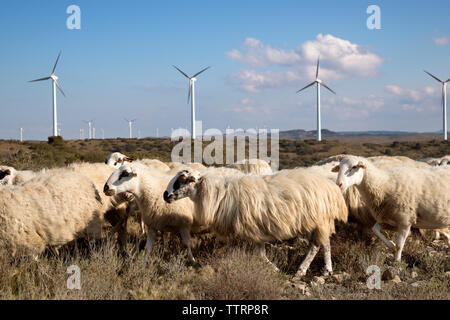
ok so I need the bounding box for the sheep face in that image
[105,152,133,169]
[103,164,138,196]
[164,169,201,203]
[440,158,449,166]
[0,166,15,185]
[335,157,366,192]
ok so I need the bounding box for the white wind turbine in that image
[83,120,94,139]
[124,118,136,139]
[297,57,336,141]
[173,65,211,139]
[424,70,449,140]
[29,51,66,137]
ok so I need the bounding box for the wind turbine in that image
[173,65,211,139]
[424,70,449,140]
[296,57,336,141]
[83,120,94,139]
[124,118,136,139]
[29,51,66,137]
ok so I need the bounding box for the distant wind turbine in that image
[124,118,136,139]
[297,56,336,141]
[424,70,449,140]
[83,120,94,139]
[173,65,211,139]
[29,51,65,137]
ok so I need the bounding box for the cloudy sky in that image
[0,0,449,140]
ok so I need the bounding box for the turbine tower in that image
[296,56,336,141]
[173,65,210,139]
[424,70,449,140]
[83,120,94,139]
[29,51,65,137]
[124,118,136,139]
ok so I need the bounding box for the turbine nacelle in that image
[50,74,58,81]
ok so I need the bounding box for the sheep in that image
[103,162,201,264]
[66,162,134,251]
[167,161,206,171]
[105,152,170,171]
[226,159,273,175]
[0,165,40,185]
[164,167,348,277]
[334,156,450,261]
[439,157,450,166]
[0,171,106,257]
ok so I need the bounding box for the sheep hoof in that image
[293,270,307,281]
[322,270,332,277]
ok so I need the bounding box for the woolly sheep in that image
[0,166,40,185]
[335,156,450,261]
[164,167,348,277]
[103,162,200,263]
[0,171,106,257]
[105,152,170,171]
[226,159,273,175]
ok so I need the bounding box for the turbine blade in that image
[446,79,450,83]
[424,70,443,83]
[320,82,336,95]
[187,80,192,104]
[54,80,66,97]
[316,56,320,79]
[52,51,62,74]
[173,65,190,79]
[193,66,211,78]
[29,76,51,82]
[296,81,316,93]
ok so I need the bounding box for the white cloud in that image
[227,34,383,92]
[226,37,301,67]
[434,37,450,46]
[385,84,441,113]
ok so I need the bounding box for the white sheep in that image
[226,159,273,175]
[105,152,170,171]
[0,165,40,185]
[103,162,201,264]
[164,167,348,277]
[0,171,106,257]
[335,156,450,261]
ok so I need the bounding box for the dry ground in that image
[0,137,448,300]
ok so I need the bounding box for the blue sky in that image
[0,0,449,140]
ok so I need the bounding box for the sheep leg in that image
[180,228,196,264]
[372,222,396,250]
[144,227,156,263]
[322,239,332,276]
[394,225,410,262]
[256,242,279,272]
[140,215,146,236]
[295,242,320,278]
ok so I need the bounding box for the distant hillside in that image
[279,129,446,143]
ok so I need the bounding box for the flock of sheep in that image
[0,151,449,280]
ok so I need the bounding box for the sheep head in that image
[164,168,201,203]
[105,152,134,169]
[0,166,15,185]
[103,163,138,196]
[335,156,367,192]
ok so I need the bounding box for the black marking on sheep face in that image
[0,169,11,180]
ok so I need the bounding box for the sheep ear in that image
[124,157,134,163]
[331,165,340,173]
[357,162,366,170]
[5,169,11,175]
